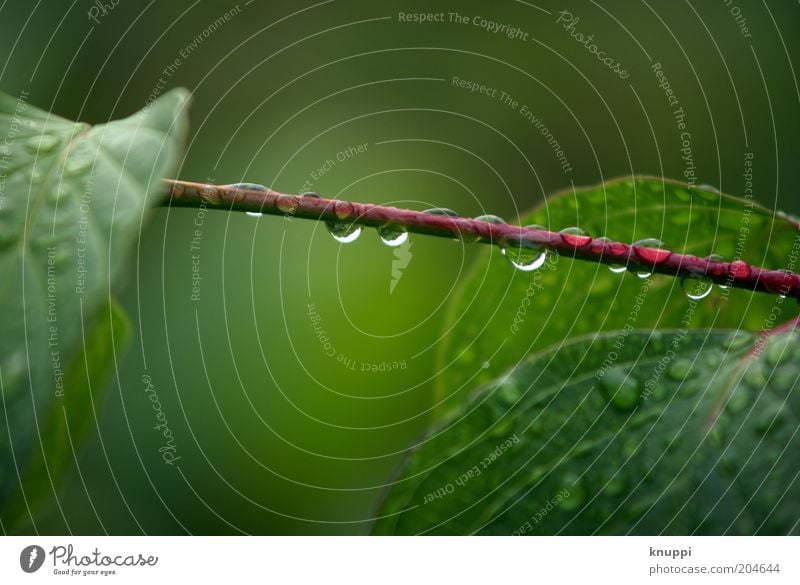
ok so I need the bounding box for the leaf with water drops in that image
[375,329,800,534]
[0,89,189,517]
[436,178,800,413]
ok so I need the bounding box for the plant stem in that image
[163,179,800,300]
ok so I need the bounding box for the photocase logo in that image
[20,545,45,573]
[390,239,413,294]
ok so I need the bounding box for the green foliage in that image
[2,301,129,529]
[0,89,189,518]
[375,329,800,535]
[435,178,800,413]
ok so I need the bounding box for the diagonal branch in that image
[162,179,800,300]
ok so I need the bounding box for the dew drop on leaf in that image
[667,358,696,381]
[558,472,587,511]
[25,134,60,153]
[497,377,522,403]
[722,331,752,351]
[765,335,794,366]
[245,211,263,218]
[63,155,93,176]
[599,367,640,411]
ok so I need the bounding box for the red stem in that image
[163,179,800,300]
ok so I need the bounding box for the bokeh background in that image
[1,0,798,534]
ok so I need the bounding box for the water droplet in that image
[302,192,361,243]
[728,260,750,280]
[504,242,547,272]
[63,155,93,176]
[230,183,272,216]
[25,134,60,153]
[328,223,361,243]
[681,274,713,300]
[697,183,721,194]
[474,214,505,225]
[481,361,490,369]
[632,238,671,264]
[333,200,355,221]
[599,367,640,411]
[743,363,766,388]
[377,226,408,247]
[474,214,505,245]
[595,237,627,273]
[706,351,723,369]
[424,208,460,240]
[765,335,793,366]
[667,358,696,381]
[558,472,587,511]
[276,195,299,215]
[228,182,270,191]
[497,378,522,403]
[559,226,592,247]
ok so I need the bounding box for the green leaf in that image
[0,89,189,514]
[435,177,800,413]
[2,300,129,530]
[375,328,800,535]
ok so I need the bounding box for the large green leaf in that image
[2,301,129,530]
[0,89,189,514]
[436,177,800,413]
[375,328,800,534]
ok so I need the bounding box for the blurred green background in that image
[1,0,798,534]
